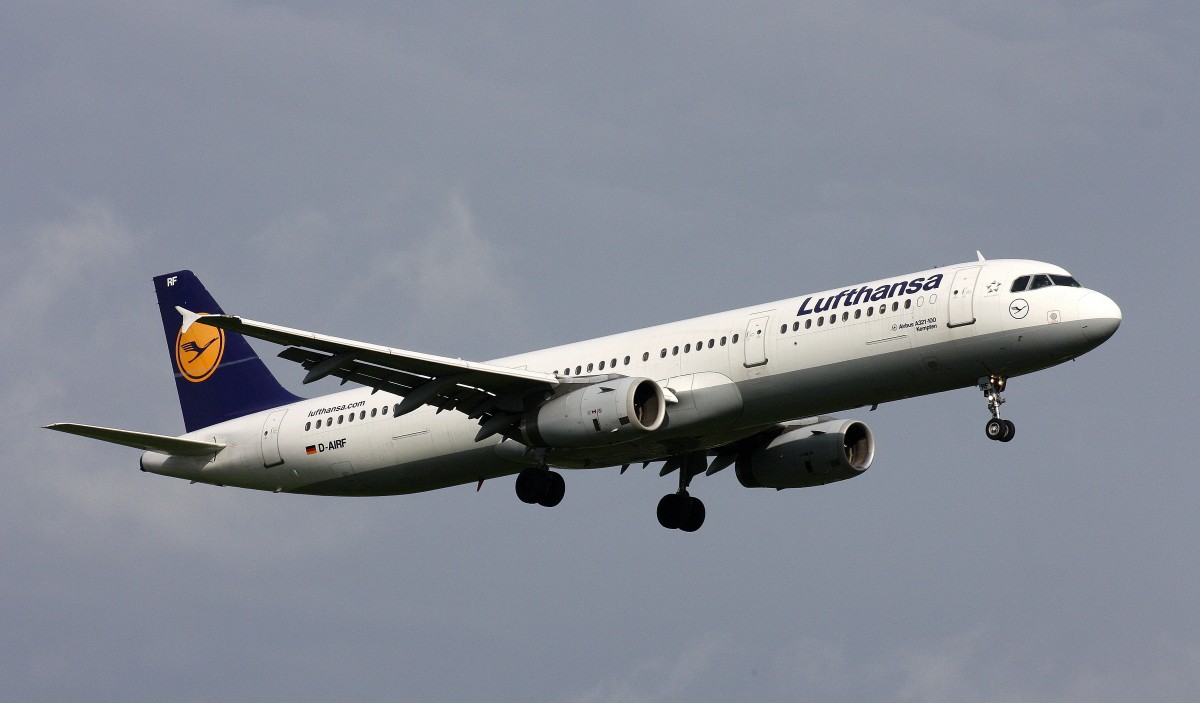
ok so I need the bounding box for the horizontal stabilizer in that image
[44,423,225,456]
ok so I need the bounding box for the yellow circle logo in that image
[175,314,226,383]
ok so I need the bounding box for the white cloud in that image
[351,191,530,352]
[0,199,134,325]
[560,635,727,703]
[776,631,1200,703]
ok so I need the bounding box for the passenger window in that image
[792,322,800,331]
[305,421,311,431]
[612,358,618,367]
[587,363,593,372]
[867,307,873,317]
[598,360,605,370]
[575,365,582,375]
[338,415,344,424]
[360,410,366,420]
[891,302,899,312]
[842,311,849,321]
[347,413,354,423]
[1030,274,1054,290]
[904,299,912,309]
[371,408,377,418]
[685,343,691,353]
[643,352,649,361]
[696,341,702,351]
[805,319,812,329]
[1011,276,1030,292]
[732,334,739,343]
[672,346,679,356]
[382,405,390,416]
[817,317,824,327]
[854,309,861,319]
[708,339,714,348]
[660,349,667,358]
[720,336,727,346]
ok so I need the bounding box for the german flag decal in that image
[306,445,317,455]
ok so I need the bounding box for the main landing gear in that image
[980,374,1016,443]
[657,455,706,532]
[515,466,565,507]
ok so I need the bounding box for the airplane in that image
[47,254,1121,532]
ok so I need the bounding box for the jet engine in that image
[735,419,875,489]
[521,377,666,448]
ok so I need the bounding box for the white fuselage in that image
[141,259,1121,495]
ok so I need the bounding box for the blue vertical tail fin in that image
[153,271,302,432]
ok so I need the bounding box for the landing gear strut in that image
[515,455,565,507]
[657,454,706,532]
[980,374,1015,442]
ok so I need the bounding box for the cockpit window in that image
[1012,273,1082,293]
[1029,274,1054,290]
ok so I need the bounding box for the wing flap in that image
[45,423,225,456]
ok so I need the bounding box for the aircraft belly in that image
[289,444,528,496]
[732,322,1091,425]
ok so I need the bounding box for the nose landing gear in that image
[980,375,1015,442]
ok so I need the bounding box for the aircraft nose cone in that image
[1077,292,1122,343]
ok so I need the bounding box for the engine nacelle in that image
[735,419,875,489]
[521,377,666,448]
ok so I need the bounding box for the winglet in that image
[977,250,986,262]
[176,306,202,333]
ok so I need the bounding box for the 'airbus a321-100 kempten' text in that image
[49,253,1121,531]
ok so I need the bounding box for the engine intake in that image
[735,419,875,489]
[522,377,666,448]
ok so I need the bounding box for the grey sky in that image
[3,2,1198,701]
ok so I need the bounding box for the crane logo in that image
[175,313,225,382]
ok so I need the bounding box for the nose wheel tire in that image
[985,418,1016,442]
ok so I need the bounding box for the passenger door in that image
[947,267,981,328]
[744,315,770,368]
[261,408,287,467]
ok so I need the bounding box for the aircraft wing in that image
[181,309,561,439]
